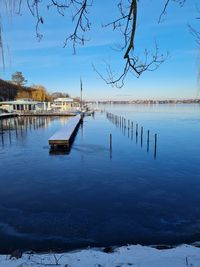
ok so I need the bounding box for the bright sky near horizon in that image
[0,0,199,100]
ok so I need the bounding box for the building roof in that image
[54,98,74,102]
[0,100,40,105]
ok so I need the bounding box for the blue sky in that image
[0,0,199,100]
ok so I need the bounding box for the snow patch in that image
[0,244,200,267]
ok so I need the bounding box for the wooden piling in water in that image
[141,127,143,147]
[141,127,143,137]
[109,133,112,159]
[131,129,133,140]
[154,133,157,159]
[110,133,112,150]
[147,130,150,152]
[105,111,158,159]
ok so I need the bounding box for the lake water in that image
[0,104,200,253]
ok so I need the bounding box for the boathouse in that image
[52,98,80,112]
[0,99,50,113]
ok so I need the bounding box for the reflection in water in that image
[73,144,108,154]
[49,147,71,155]
[0,106,200,252]
[0,116,56,147]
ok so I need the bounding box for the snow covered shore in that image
[0,244,200,267]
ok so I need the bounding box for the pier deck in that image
[22,112,77,117]
[48,114,81,147]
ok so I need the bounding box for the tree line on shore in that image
[0,71,70,102]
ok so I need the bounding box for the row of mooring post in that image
[106,112,157,159]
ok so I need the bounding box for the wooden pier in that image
[22,112,77,117]
[48,114,81,147]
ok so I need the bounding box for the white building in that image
[51,98,78,112]
[0,99,51,113]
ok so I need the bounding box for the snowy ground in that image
[0,244,200,267]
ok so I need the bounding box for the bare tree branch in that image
[98,0,169,86]
[63,0,91,54]
[188,24,200,45]
[0,23,5,72]
[1,0,198,88]
[158,0,186,23]
[93,43,168,88]
[8,0,92,49]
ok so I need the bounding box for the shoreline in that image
[1,240,200,256]
[1,243,200,267]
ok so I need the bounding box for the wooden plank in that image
[48,114,81,146]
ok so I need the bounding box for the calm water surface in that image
[0,104,200,253]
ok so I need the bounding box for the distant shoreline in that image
[87,100,200,104]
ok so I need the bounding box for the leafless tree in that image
[0,0,195,87]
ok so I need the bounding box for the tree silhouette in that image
[11,71,27,86]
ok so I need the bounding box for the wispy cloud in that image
[173,48,199,56]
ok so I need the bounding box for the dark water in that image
[0,104,200,253]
